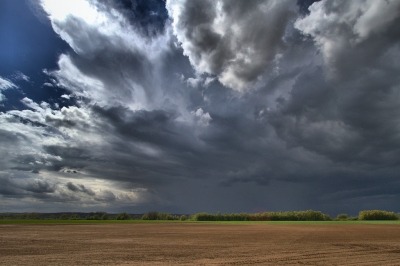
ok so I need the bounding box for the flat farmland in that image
[1,223,400,265]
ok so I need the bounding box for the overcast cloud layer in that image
[0,0,399,215]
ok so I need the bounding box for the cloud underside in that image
[0,0,400,213]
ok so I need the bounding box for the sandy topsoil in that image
[1,223,400,265]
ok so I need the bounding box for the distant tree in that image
[19,212,40,220]
[85,212,108,220]
[26,212,40,219]
[337,213,348,220]
[85,212,94,220]
[69,214,80,220]
[194,212,216,221]
[147,211,159,220]
[59,214,70,220]
[141,211,179,220]
[131,214,142,220]
[180,215,187,221]
[359,210,398,220]
[116,212,131,220]
[19,213,28,219]
[101,212,109,220]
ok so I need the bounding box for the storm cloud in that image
[0,0,399,215]
[167,0,298,91]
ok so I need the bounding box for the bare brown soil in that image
[1,223,400,265]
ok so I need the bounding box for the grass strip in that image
[1,220,399,225]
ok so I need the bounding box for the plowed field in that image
[1,223,400,265]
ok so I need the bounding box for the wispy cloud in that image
[0,77,18,102]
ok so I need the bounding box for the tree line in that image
[0,210,398,221]
[193,210,399,221]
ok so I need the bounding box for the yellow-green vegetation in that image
[358,210,398,220]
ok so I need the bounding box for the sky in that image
[0,0,399,216]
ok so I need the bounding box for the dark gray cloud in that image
[167,0,298,91]
[0,173,55,197]
[67,182,95,196]
[24,179,56,194]
[0,0,399,216]
[267,0,400,167]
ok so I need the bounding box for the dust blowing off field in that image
[1,223,400,265]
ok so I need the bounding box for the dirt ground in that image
[1,223,400,265]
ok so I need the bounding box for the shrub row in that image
[358,210,398,220]
[251,210,331,221]
[141,211,183,220]
[84,212,109,220]
[192,210,331,221]
[193,212,250,221]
